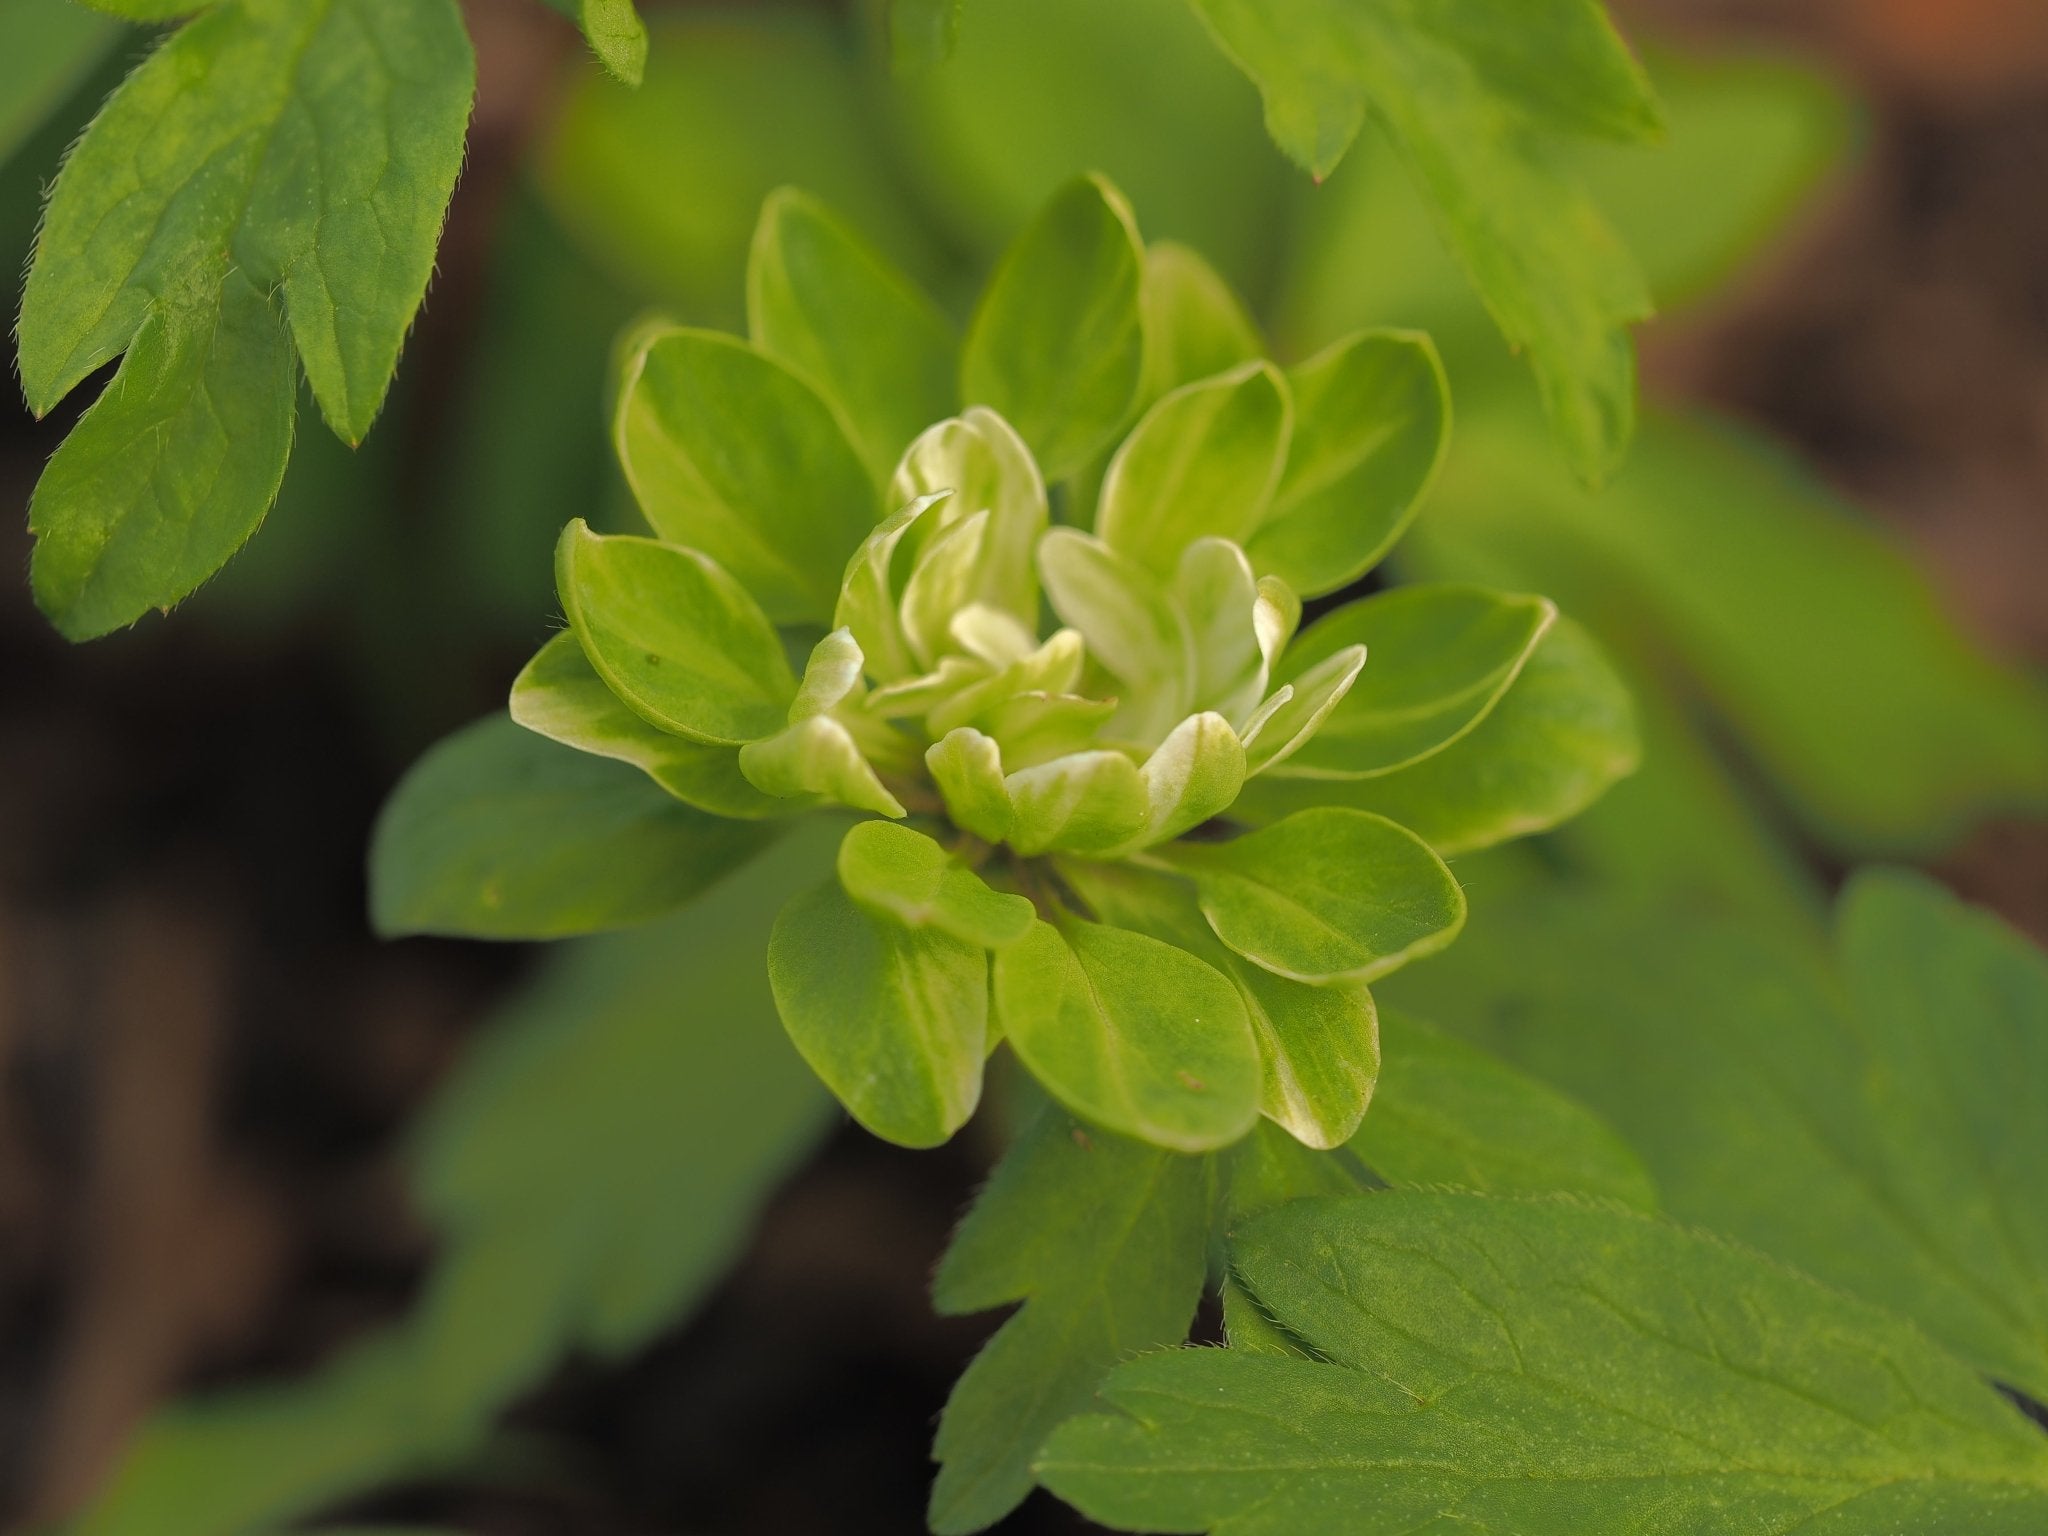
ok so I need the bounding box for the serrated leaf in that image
[748,187,957,483]
[1356,1010,1654,1207]
[556,520,794,746]
[994,918,1260,1152]
[1095,362,1291,573]
[510,632,790,819]
[27,272,295,640]
[1163,808,1464,985]
[929,1106,1213,1534]
[1186,0,1656,480]
[368,716,775,940]
[1042,1192,2048,1535]
[558,0,647,86]
[1384,868,2048,1404]
[1066,860,1379,1150]
[1237,614,1640,852]
[836,820,1034,948]
[614,327,876,623]
[1005,750,1150,857]
[1139,241,1263,403]
[767,877,986,1147]
[961,174,1145,480]
[1245,329,1448,598]
[1271,584,1555,779]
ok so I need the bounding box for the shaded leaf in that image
[1139,241,1263,402]
[369,717,775,940]
[929,1107,1213,1534]
[1355,1010,1655,1207]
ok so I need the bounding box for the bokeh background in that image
[2,0,2046,1529]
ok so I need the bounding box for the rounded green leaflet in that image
[746,185,959,486]
[836,821,1036,950]
[926,728,1017,843]
[961,173,1146,481]
[556,520,796,746]
[1271,584,1556,779]
[891,407,1048,623]
[1162,807,1466,984]
[1005,751,1151,856]
[510,632,791,820]
[1095,360,1292,574]
[994,919,1260,1152]
[1063,858,1381,1150]
[613,326,877,624]
[1245,329,1449,598]
[1236,616,1642,852]
[768,878,987,1149]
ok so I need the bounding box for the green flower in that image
[390,175,1635,1156]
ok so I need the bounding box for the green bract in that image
[376,175,1638,1161]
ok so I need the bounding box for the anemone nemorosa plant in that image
[381,173,1589,1157]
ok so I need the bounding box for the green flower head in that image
[497,176,1632,1155]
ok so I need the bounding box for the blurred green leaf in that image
[1140,242,1263,400]
[0,0,115,169]
[1276,45,1851,388]
[1041,1193,2048,1534]
[888,0,1286,292]
[962,175,1147,481]
[888,0,958,72]
[1187,0,1657,480]
[1355,1010,1655,1207]
[1237,615,1640,853]
[539,9,934,322]
[767,875,986,1146]
[994,917,1261,1151]
[748,187,959,484]
[1408,407,2048,854]
[369,716,776,939]
[78,829,838,1535]
[929,1107,1214,1534]
[1162,808,1464,984]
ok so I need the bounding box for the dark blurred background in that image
[2,0,2045,1530]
